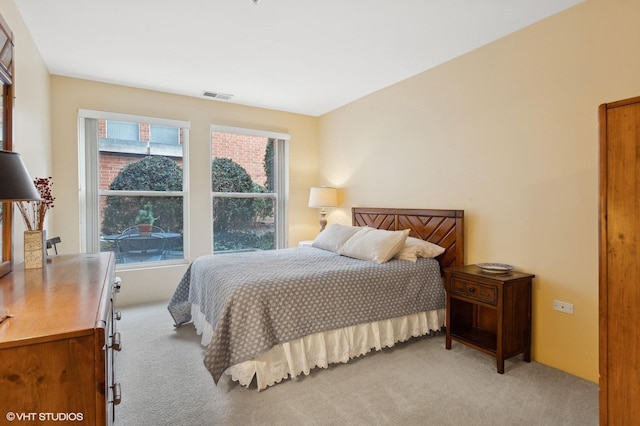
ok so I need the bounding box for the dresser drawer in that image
[450,278,497,305]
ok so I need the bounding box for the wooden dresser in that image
[0,253,121,425]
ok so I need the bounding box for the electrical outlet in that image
[553,300,574,314]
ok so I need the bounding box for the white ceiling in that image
[14,0,582,117]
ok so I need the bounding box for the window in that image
[80,110,189,267]
[106,120,139,141]
[211,125,288,253]
[150,124,180,144]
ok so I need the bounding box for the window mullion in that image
[101,190,185,197]
[211,192,276,199]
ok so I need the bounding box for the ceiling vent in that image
[202,91,233,100]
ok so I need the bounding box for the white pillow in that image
[339,227,410,263]
[395,237,446,262]
[311,223,362,253]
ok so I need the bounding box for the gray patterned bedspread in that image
[167,246,444,383]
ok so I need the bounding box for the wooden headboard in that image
[352,207,464,271]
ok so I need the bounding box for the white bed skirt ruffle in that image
[190,304,445,391]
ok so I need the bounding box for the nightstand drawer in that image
[450,278,497,305]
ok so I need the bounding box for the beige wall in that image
[318,0,640,383]
[50,76,319,306]
[0,0,51,261]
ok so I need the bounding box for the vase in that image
[137,224,153,236]
[24,229,46,269]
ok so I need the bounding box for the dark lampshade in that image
[0,150,41,201]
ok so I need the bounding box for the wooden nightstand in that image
[444,265,534,373]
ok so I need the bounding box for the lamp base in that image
[318,209,328,232]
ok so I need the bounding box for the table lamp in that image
[308,186,338,232]
[0,150,41,280]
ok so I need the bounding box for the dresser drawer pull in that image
[111,332,122,351]
[114,311,122,321]
[112,383,122,405]
[468,287,475,293]
[113,276,122,293]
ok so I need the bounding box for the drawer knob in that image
[113,276,122,293]
[111,331,122,351]
[468,287,475,293]
[112,383,122,405]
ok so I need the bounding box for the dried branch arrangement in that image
[17,177,55,231]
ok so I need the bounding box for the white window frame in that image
[79,109,190,265]
[210,124,289,249]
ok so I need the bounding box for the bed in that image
[168,207,464,390]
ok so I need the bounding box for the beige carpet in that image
[114,302,598,426]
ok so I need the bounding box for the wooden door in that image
[599,96,640,425]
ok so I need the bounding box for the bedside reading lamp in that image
[0,150,41,278]
[308,186,338,232]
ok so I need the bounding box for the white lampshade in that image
[308,186,338,208]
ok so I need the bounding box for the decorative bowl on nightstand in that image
[476,263,514,274]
